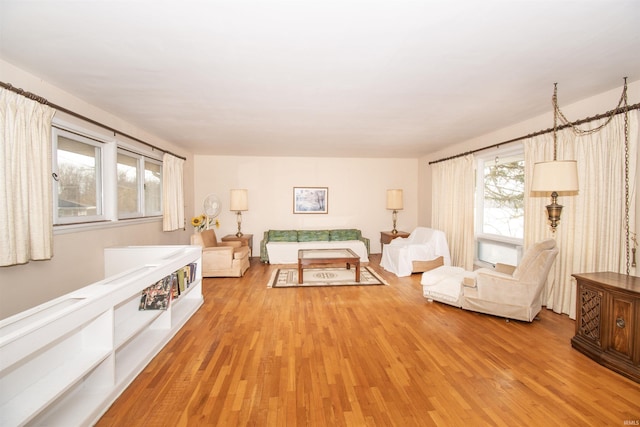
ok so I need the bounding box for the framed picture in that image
[293,187,328,214]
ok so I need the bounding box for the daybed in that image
[421,238,559,322]
[260,229,370,264]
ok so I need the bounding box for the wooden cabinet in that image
[380,231,409,246]
[0,245,203,426]
[572,272,640,383]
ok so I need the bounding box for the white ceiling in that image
[1,1,639,158]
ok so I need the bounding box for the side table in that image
[380,231,409,247]
[222,234,254,257]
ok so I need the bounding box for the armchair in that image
[380,227,451,277]
[190,229,250,277]
[421,238,559,322]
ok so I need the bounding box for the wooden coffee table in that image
[297,248,360,284]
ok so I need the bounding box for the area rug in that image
[268,266,388,288]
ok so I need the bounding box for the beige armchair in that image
[422,239,559,322]
[190,229,250,277]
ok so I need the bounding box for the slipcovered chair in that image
[190,229,250,277]
[380,227,451,277]
[421,238,559,322]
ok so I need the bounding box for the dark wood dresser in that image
[572,272,640,383]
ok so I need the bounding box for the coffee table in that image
[297,248,360,284]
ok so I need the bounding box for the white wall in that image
[193,156,419,255]
[0,60,196,319]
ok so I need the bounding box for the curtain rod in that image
[428,102,640,165]
[0,81,187,161]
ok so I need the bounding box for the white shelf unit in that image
[0,245,203,427]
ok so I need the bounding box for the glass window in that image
[117,151,141,217]
[52,123,163,227]
[475,146,524,266]
[117,149,163,219]
[144,160,162,216]
[481,154,524,238]
[53,130,103,223]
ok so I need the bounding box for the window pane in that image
[57,136,99,218]
[482,157,524,238]
[117,153,139,216]
[144,161,162,214]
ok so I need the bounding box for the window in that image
[52,122,163,227]
[144,159,162,216]
[117,149,163,219]
[117,151,141,218]
[53,128,104,224]
[475,145,524,266]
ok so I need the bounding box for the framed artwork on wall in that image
[293,187,328,214]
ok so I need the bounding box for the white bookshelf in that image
[0,245,203,427]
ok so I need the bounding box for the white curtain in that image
[162,153,185,231]
[0,88,56,266]
[431,154,475,270]
[524,111,638,318]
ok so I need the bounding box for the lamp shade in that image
[386,189,403,210]
[230,189,248,211]
[531,161,579,192]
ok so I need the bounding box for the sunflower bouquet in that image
[191,214,220,232]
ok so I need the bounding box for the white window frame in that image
[52,127,109,225]
[116,141,163,219]
[144,157,163,217]
[51,119,163,233]
[117,149,143,219]
[474,144,525,268]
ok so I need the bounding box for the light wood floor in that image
[97,255,640,426]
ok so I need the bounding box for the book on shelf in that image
[177,268,186,294]
[137,262,197,311]
[187,262,198,285]
[139,276,172,310]
[171,272,179,300]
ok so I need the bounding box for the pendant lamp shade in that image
[531,160,579,193]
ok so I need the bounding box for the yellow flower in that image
[191,214,206,230]
[191,214,220,232]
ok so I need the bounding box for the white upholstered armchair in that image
[190,229,250,277]
[422,238,559,322]
[380,227,451,277]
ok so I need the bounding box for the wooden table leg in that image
[355,261,360,282]
[298,260,303,284]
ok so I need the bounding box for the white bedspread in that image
[266,240,369,264]
[380,227,451,277]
